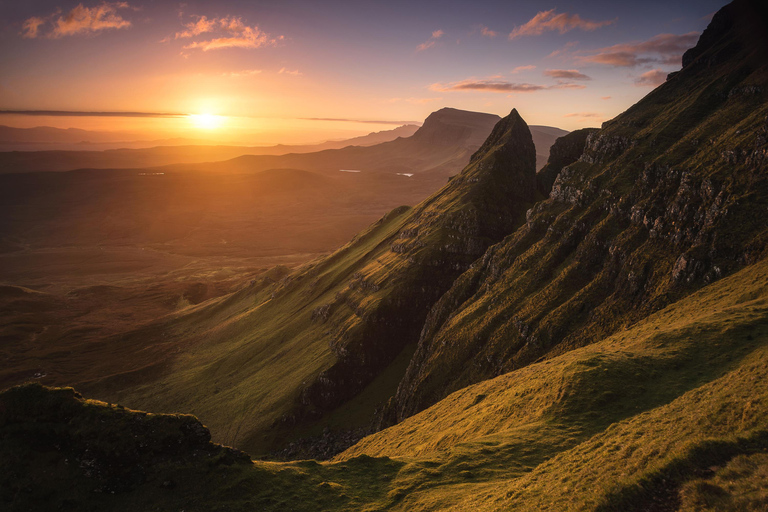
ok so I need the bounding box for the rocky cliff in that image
[384,0,768,422]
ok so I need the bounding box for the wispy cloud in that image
[563,112,602,119]
[601,96,611,100]
[21,17,45,38]
[578,32,699,67]
[430,77,585,93]
[417,29,444,51]
[431,79,547,93]
[278,67,302,76]
[544,69,591,80]
[547,41,579,58]
[21,2,132,39]
[300,117,419,125]
[0,110,183,118]
[223,69,263,77]
[173,15,283,51]
[480,26,497,38]
[634,69,667,87]
[509,9,614,39]
[175,16,218,38]
[511,65,536,73]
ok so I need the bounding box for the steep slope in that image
[84,109,537,457]
[385,0,768,422]
[535,128,598,197]
[5,254,768,511]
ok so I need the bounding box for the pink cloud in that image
[634,69,667,87]
[431,79,547,93]
[417,29,444,51]
[22,2,132,39]
[511,65,536,73]
[578,32,699,67]
[179,16,283,51]
[510,9,614,39]
[21,17,45,38]
[544,69,591,80]
[431,77,586,93]
[480,26,497,38]
[175,16,218,38]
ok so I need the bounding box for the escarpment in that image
[384,0,768,422]
[285,110,538,437]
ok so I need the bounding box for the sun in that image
[188,113,224,130]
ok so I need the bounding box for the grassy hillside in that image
[4,254,767,511]
[386,0,768,421]
[66,109,537,457]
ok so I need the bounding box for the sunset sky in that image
[0,0,724,145]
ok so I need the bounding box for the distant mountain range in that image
[0,123,421,152]
[0,109,566,174]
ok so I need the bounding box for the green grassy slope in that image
[4,253,767,511]
[387,0,768,422]
[86,110,537,457]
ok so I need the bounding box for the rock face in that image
[384,0,768,423]
[536,128,598,197]
[293,109,537,432]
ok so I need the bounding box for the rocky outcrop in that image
[383,0,768,423]
[536,128,598,197]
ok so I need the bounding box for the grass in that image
[4,254,768,511]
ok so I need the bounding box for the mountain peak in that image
[682,0,768,69]
[411,108,501,147]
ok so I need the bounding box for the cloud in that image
[417,29,444,51]
[300,117,419,125]
[0,109,182,118]
[278,67,302,76]
[578,32,699,67]
[563,112,602,119]
[430,79,549,93]
[480,26,497,38]
[601,96,611,100]
[175,16,218,38]
[224,69,262,77]
[551,83,587,89]
[511,65,536,73]
[509,9,614,39]
[544,69,591,80]
[547,41,579,58]
[21,17,45,38]
[21,2,132,39]
[431,75,589,93]
[634,69,667,87]
[176,15,283,51]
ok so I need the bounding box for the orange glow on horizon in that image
[188,113,225,130]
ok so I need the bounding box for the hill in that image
[3,252,767,511]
